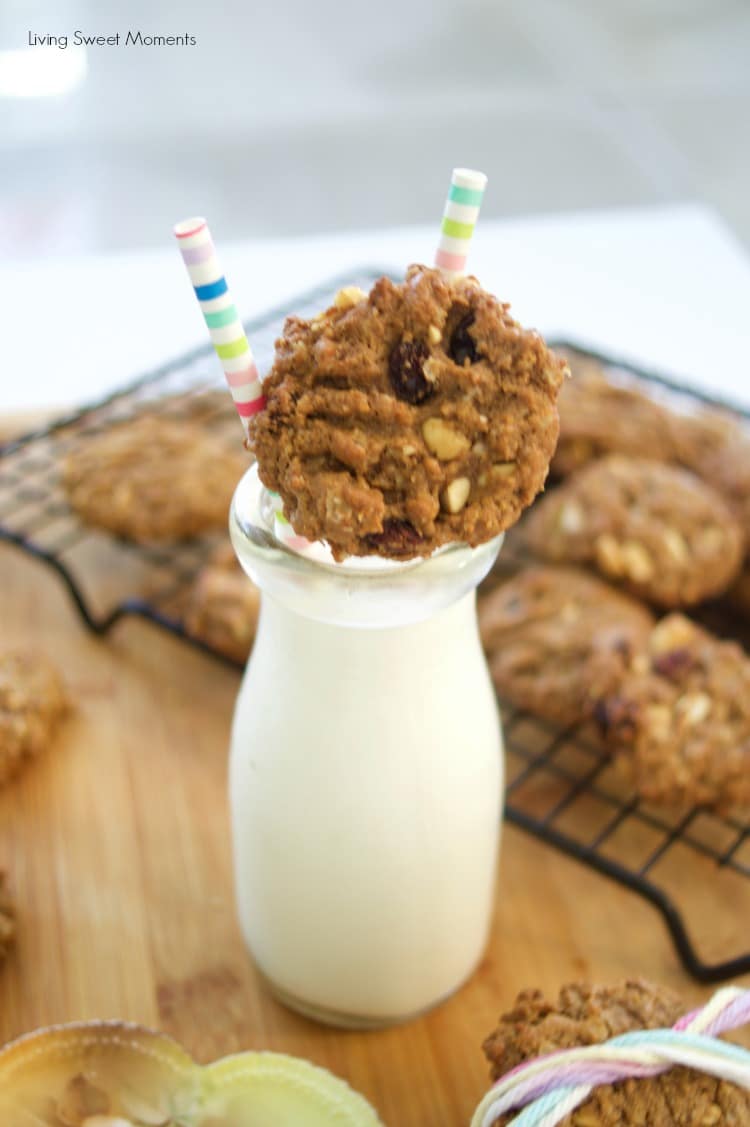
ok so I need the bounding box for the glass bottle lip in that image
[229,465,502,628]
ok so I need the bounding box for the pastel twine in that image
[472,987,750,1127]
[173,217,265,435]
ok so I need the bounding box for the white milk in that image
[229,467,503,1027]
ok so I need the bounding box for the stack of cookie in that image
[479,351,750,814]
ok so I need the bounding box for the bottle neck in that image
[230,465,502,629]
[256,586,479,649]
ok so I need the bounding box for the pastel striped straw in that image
[471,986,750,1127]
[434,168,488,277]
[173,217,265,433]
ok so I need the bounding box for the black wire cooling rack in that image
[1,274,749,983]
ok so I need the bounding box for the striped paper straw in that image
[434,168,488,277]
[173,217,265,433]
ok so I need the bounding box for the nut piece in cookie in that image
[63,416,249,543]
[184,543,260,664]
[595,614,750,811]
[248,266,566,561]
[0,871,15,962]
[478,565,653,728]
[0,652,68,786]
[482,979,750,1126]
[524,455,744,607]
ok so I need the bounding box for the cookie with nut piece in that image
[478,565,654,728]
[247,266,566,561]
[523,455,743,607]
[482,979,750,1125]
[595,614,750,811]
[0,651,69,786]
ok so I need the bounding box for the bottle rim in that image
[229,465,503,628]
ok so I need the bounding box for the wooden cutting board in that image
[1,537,749,1126]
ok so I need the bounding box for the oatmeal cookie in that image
[553,353,750,505]
[184,543,260,664]
[523,455,743,607]
[595,614,750,810]
[62,417,249,543]
[248,267,566,561]
[552,353,676,477]
[0,871,15,962]
[688,427,750,534]
[665,406,741,478]
[0,652,68,785]
[478,566,653,727]
[482,979,750,1126]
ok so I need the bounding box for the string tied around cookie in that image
[471,986,750,1127]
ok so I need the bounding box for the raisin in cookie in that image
[478,566,653,727]
[482,979,750,1126]
[552,353,676,478]
[184,543,260,664]
[595,614,750,810]
[0,871,14,963]
[63,417,249,543]
[0,652,68,785]
[248,267,566,561]
[524,455,743,607]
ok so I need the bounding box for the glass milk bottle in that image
[229,466,503,1028]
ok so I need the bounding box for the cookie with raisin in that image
[595,614,750,811]
[248,267,566,561]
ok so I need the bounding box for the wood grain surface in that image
[1,537,749,1126]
